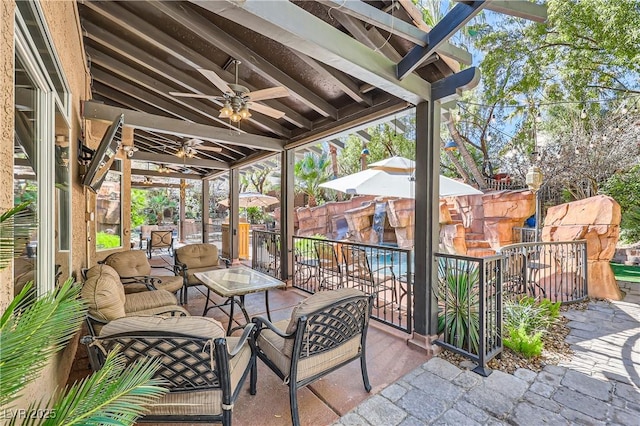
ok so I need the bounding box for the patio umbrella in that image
[319,156,482,198]
[218,192,279,208]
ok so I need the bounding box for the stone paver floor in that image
[337,282,640,425]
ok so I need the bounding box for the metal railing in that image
[483,177,526,191]
[498,240,588,304]
[252,230,281,278]
[292,236,412,333]
[512,227,540,243]
[434,253,503,376]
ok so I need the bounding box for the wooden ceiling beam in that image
[83,100,286,151]
[397,1,489,79]
[131,152,229,170]
[190,0,432,104]
[454,0,547,23]
[87,46,291,138]
[291,51,372,106]
[81,2,308,131]
[131,168,203,180]
[151,0,338,120]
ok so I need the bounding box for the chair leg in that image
[221,408,232,426]
[289,385,300,426]
[250,356,257,395]
[360,352,371,392]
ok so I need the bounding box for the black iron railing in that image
[292,236,412,333]
[434,253,503,376]
[252,230,281,278]
[498,240,588,304]
[512,227,540,243]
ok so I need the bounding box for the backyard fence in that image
[434,253,503,376]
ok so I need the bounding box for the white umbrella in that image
[218,192,279,208]
[319,156,482,198]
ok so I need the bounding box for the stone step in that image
[465,232,485,241]
[466,240,492,249]
[466,247,496,257]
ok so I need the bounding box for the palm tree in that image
[294,152,331,207]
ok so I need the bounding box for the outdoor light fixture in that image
[526,166,544,193]
[122,145,138,158]
[361,147,370,156]
[444,140,458,151]
[142,176,153,185]
[176,146,197,158]
[157,164,171,173]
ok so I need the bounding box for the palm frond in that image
[0,279,86,407]
[0,201,37,269]
[44,349,168,426]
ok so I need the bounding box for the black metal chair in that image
[82,316,256,425]
[147,230,174,258]
[341,245,397,308]
[313,241,343,290]
[251,288,373,426]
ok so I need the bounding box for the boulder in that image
[542,195,623,300]
[387,198,414,248]
[440,223,467,255]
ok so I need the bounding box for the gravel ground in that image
[437,300,590,374]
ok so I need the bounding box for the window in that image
[96,161,123,250]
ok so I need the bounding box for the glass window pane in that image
[96,161,122,250]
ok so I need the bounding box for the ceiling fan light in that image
[219,102,233,118]
[240,106,252,119]
[230,111,242,122]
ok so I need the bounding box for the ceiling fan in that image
[175,138,223,158]
[169,60,289,121]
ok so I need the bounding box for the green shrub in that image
[504,325,544,358]
[96,232,121,250]
[294,234,326,254]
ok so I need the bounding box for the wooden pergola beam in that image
[397,1,489,79]
[83,101,286,152]
[131,152,229,170]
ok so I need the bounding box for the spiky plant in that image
[0,280,168,425]
[0,201,36,269]
[436,258,481,355]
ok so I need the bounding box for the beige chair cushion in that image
[86,264,121,281]
[104,250,151,277]
[176,244,220,270]
[124,290,180,314]
[100,316,251,418]
[257,320,361,383]
[82,265,127,321]
[140,225,159,239]
[284,288,363,356]
[100,315,225,338]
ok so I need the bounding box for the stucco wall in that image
[0,1,15,313]
[5,0,94,411]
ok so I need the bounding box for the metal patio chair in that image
[251,288,373,426]
[147,230,174,258]
[341,245,397,308]
[314,241,343,290]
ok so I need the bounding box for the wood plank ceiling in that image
[78,0,460,178]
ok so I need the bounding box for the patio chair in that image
[314,241,343,290]
[82,315,256,425]
[102,250,183,295]
[251,288,373,426]
[80,264,188,336]
[341,245,397,308]
[139,224,159,250]
[147,230,174,258]
[255,233,280,276]
[174,243,231,304]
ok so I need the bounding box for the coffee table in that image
[195,265,286,335]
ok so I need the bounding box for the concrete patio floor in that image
[70,253,430,426]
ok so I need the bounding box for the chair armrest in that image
[371,265,395,278]
[119,275,158,291]
[174,262,188,276]
[252,316,293,339]
[226,323,255,357]
[158,306,190,317]
[219,256,231,268]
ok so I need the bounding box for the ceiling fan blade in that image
[169,92,222,100]
[197,69,233,94]
[197,146,223,153]
[248,102,286,119]
[185,138,204,146]
[247,86,289,101]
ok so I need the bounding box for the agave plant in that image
[0,280,168,425]
[435,258,480,355]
